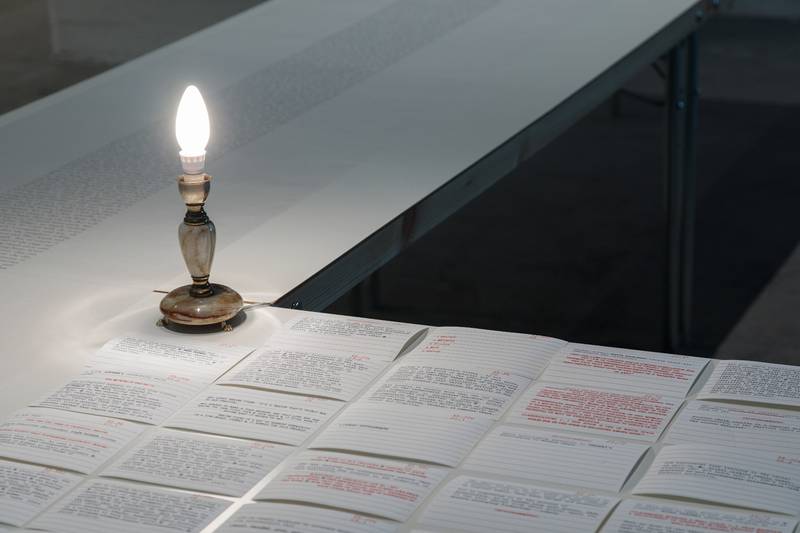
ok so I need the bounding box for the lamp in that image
[159,85,243,331]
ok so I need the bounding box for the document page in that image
[633,444,800,515]
[0,459,82,527]
[0,407,144,474]
[166,386,342,445]
[34,365,207,424]
[94,336,254,381]
[541,343,708,397]
[697,360,800,407]
[463,426,649,491]
[419,475,618,533]
[507,382,681,441]
[218,347,391,401]
[255,451,448,521]
[216,502,398,533]
[310,404,492,467]
[363,361,529,418]
[665,400,800,454]
[102,429,293,496]
[269,315,425,360]
[601,499,798,533]
[403,327,566,378]
[31,479,230,533]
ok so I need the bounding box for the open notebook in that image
[0,312,798,533]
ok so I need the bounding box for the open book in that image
[0,312,797,533]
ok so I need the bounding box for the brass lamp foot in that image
[160,283,243,329]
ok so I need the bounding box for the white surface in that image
[0,0,697,416]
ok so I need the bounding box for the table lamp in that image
[159,85,243,331]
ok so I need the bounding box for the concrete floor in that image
[2,2,799,362]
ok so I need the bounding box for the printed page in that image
[255,451,448,521]
[215,502,398,533]
[92,336,254,381]
[269,314,426,360]
[33,365,207,424]
[542,343,708,397]
[218,347,391,401]
[463,426,649,491]
[419,475,618,533]
[102,429,292,497]
[0,407,144,474]
[363,361,529,419]
[507,382,681,442]
[310,404,492,467]
[30,479,230,533]
[166,386,342,445]
[697,360,800,407]
[633,444,800,515]
[403,326,566,378]
[0,459,82,527]
[601,499,798,533]
[665,400,800,454]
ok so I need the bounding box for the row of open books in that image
[1,312,799,532]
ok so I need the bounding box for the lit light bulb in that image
[175,85,210,173]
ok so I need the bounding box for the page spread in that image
[0,459,82,527]
[463,425,649,491]
[165,385,341,446]
[215,502,398,533]
[601,499,798,533]
[0,407,144,474]
[418,475,618,533]
[697,360,800,407]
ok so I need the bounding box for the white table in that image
[0,0,710,414]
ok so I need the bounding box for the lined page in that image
[463,426,649,491]
[601,499,798,533]
[30,479,230,533]
[33,365,207,424]
[419,475,618,533]
[541,343,708,397]
[633,444,800,515]
[507,382,681,442]
[363,361,529,419]
[0,459,82,527]
[0,407,144,474]
[403,327,566,378]
[215,502,398,533]
[166,386,342,446]
[269,315,426,360]
[93,336,254,381]
[255,451,448,521]
[665,400,800,454]
[218,347,391,401]
[102,429,292,497]
[697,360,800,407]
[310,404,492,467]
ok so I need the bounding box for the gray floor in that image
[2,2,800,362]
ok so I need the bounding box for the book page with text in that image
[310,404,492,467]
[30,479,230,533]
[665,400,800,454]
[0,460,82,527]
[633,444,800,515]
[463,426,649,491]
[0,407,144,474]
[166,386,342,446]
[215,502,398,533]
[403,327,566,378]
[541,343,708,397]
[255,451,448,521]
[697,360,800,408]
[419,475,618,533]
[102,429,292,497]
[601,498,798,533]
[507,382,681,442]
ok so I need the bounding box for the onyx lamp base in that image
[159,283,243,331]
